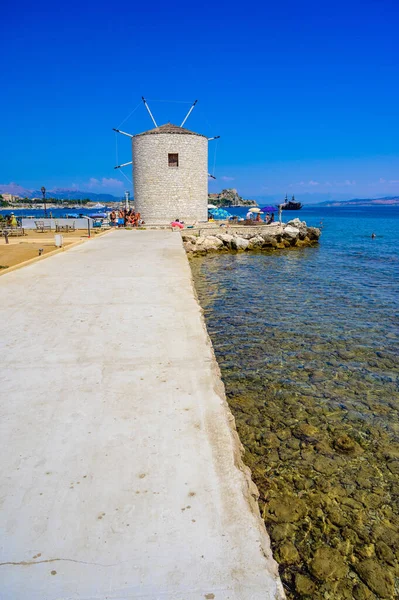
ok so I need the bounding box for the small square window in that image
[168,153,179,167]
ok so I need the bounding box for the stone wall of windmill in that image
[132,124,208,224]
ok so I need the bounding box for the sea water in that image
[190,206,399,599]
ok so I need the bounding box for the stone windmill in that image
[113,98,219,224]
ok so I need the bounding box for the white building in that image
[132,123,208,225]
[1,193,22,203]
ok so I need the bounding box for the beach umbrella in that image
[249,207,261,213]
[209,208,232,220]
[207,203,217,209]
[260,206,278,212]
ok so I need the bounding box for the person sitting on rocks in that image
[265,213,275,225]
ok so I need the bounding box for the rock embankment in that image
[182,219,321,254]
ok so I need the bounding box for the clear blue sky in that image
[1,0,398,201]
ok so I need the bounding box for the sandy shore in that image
[0,230,105,269]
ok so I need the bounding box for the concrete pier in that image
[0,231,284,599]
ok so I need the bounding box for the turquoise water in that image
[190,206,399,599]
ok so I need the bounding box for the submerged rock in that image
[295,573,316,596]
[353,582,376,600]
[355,559,395,597]
[333,434,364,455]
[266,496,307,523]
[275,541,300,564]
[310,546,348,581]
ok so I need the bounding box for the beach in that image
[0,229,104,270]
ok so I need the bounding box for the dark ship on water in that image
[280,194,303,210]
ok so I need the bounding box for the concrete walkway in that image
[0,231,284,600]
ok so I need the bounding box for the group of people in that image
[3,213,18,227]
[246,210,275,224]
[110,208,144,228]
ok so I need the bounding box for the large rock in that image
[287,218,306,229]
[181,234,197,243]
[216,233,234,247]
[261,233,278,247]
[287,218,307,239]
[231,236,249,251]
[196,235,207,245]
[307,226,321,241]
[247,235,264,249]
[183,241,196,253]
[198,236,224,252]
[282,225,300,241]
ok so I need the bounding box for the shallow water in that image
[191,207,399,599]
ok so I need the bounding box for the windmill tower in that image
[114,98,219,225]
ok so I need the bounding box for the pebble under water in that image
[190,209,399,599]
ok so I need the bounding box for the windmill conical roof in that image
[134,123,206,137]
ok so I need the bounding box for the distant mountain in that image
[316,196,399,207]
[0,184,121,202]
[31,189,121,202]
[0,183,32,197]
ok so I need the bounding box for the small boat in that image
[280,195,303,210]
[88,212,108,219]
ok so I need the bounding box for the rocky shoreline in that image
[182,219,321,254]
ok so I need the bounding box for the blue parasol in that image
[209,208,233,220]
[261,206,278,213]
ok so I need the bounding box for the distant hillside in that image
[32,190,121,202]
[209,188,257,207]
[317,196,399,207]
[0,184,121,202]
